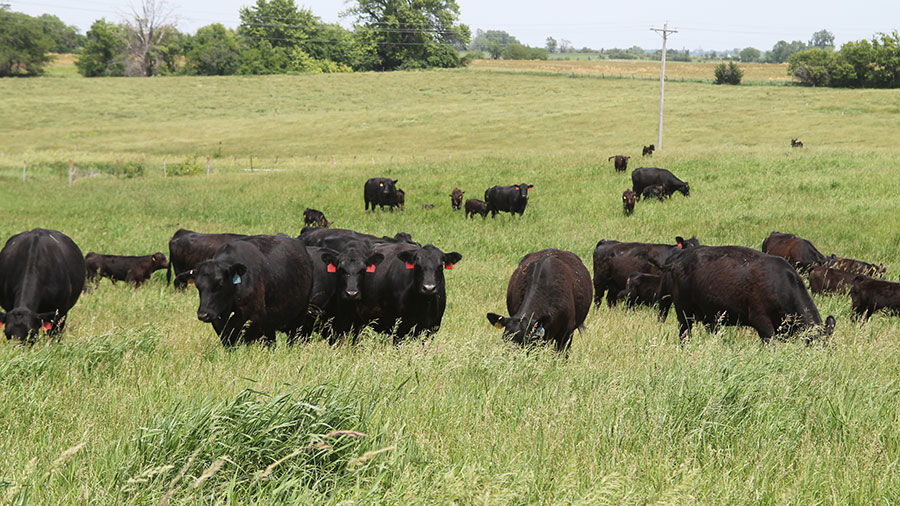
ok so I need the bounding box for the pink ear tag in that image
[405,262,415,270]
[445,263,453,270]
[327,264,337,273]
[366,264,376,273]
[42,322,53,331]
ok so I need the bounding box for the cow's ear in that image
[37,311,57,325]
[229,263,247,284]
[366,252,385,266]
[486,313,506,329]
[675,236,685,245]
[174,270,195,286]
[392,179,398,185]
[397,250,416,264]
[443,252,462,267]
[320,250,338,267]
[527,184,533,189]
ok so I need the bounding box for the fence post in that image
[163,159,167,178]
[22,162,26,183]
[68,159,73,186]
[292,156,295,169]
[206,156,210,176]
[250,156,254,172]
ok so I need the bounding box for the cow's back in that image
[0,228,85,313]
[508,249,591,328]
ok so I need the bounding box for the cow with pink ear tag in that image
[484,183,534,218]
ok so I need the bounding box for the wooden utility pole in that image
[650,23,678,150]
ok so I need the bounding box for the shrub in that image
[713,62,743,85]
[167,156,203,177]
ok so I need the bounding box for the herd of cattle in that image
[1,171,898,349]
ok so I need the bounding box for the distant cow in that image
[609,155,630,172]
[622,189,636,215]
[0,229,86,342]
[642,144,655,156]
[359,242,461,341]
[303,208,330,228]
[487,249,592,353]
[85,252,169,287]
[465,198,489,219]
[364,177,399,211]
[450,188,464,210]
[850,277,900,322]
[167,229,247,289]
[824,255,886,278]
[616,272,662,308]
[640,184,668,201]
[175,235,313,346]
[395,188,405,210]
[593,236,699,307]
[791,138,803,148]
[659,245,835,343]
[632,167,689,198]
[808,265,862,294]
[760,231,825,272]
[484,183,533,217]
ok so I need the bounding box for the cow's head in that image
[151,252,169,268]
[192,260,246,323]
[486,312,548,346]
[321,247,384,301]
[676,182,690,197]
[1,308,55,341]
[514,184,533,200]
[397,245,461,296]
[378,179,397,198]
[622,189,636,210]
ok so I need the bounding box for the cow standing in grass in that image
[484,184,533,217]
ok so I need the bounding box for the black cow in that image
[167,229,246,289]
[465,199,489,219]
[658,245,835,343]
[808,265,862,294]
[760,231,825,272]
[175,235,313,346]
[640,184,668,201]
[642,144,655,156]
[0,229,85,342]
[850,277,900,322]
[85,252,169,287]
[622,189,636,215]
[484,183,533,217]
[359,243,461,342]
[450,188,464,210]
[299,227,418,251]
[593,236,699,307]
[487,249,592,353]
[364,177,399,211]
[791,138,804,148]
[616,272,662,308]
[395,188,405,210]
[824,255,886,278]
[609,155,630,172]
[631,167,689,198]
[303,208,330,228]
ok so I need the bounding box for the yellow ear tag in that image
[494,322,504,329]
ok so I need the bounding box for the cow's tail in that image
[166,261,172,284]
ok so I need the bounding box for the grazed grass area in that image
[1,69,900,503]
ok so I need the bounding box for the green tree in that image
[809,29,835,50]
[185,23,240,75]
[501,43,548,60]
[0,9,53,76]
[739,47,760,62]
[122,0,178,76]
[545,36,557,53]
[238,0,324,73]
[76,18,126,76]
[346,0,470,70]
[766,40,807,63]
[787,49,833,86]
[713,61,743,84]
[37,14,84,53]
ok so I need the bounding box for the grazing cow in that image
[303,208,330,228]
[167,229,246,289]
[850,277,900,321]
[0,229,85,342]
[85,252,169,287]
[642,144,655,156]
[622,189,636,215]
[465,198,489,219]
[364,177,400,211]
[640,184,668,201]
[760,231,825,272]
[808,265,862,294]
[300,243,384,342]
[175,235,313,346]
[658,245,835,343]
[824,255,886,278]
[593,236,699,307]
[359,243,461,342]
[791,138,803,148]
[631,167,689,198]
[608,155,630,172]
[487,249,592,353]
[484,183,533,217]
[395,188,405,210]
[616,273,662,308]
[450,188,464,210]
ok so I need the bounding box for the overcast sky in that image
[9,0,899,51]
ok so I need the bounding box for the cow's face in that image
[193,260,246,322]
[678,182,690,196]
[487,313,548,345]
[514,184,533,200]
[377,179,397,198]
[322,249,383,301]
[623,190,636,208]
[398,246,461,296]
[151,252,169,268]
[1,308,53,341]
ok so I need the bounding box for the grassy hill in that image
[1,67,900,503]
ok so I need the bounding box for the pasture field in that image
[1,69,900,503]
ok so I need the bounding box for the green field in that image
[2,67,900,503]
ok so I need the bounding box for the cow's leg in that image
[676,310,692,344]
[216,318,243,347]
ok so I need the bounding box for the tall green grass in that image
[1,69,900,503]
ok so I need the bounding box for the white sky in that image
[8,0,899,51]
